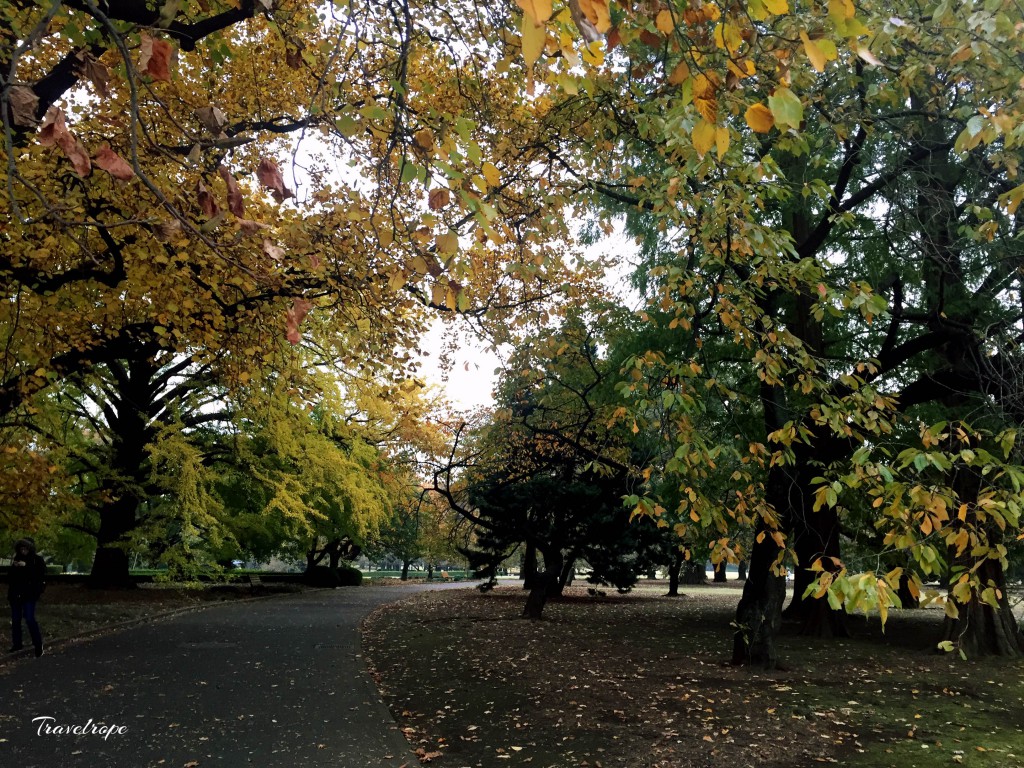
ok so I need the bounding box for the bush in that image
[303,565,362,587]
[337,566,362,587]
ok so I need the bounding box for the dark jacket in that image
[7,539,46,603]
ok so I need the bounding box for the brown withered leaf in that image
[38,108,91,176]
[217,165,244,217]
[285,47,303,69]
[262,238,285,261]
[238,219,270,235]
[139,33,173,82]
[285,298,314,345]
[196,106,228,136]
[9,86,39,127]
[94,145,135,181]
[411,127,434,155]
[428,188,450,211]
[76,52,111,98]
[153,218,182,241]
[256,157,294,202]
[196,179,220,218]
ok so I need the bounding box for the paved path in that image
[0,583,469,768]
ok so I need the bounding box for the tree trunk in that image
[556,556,575,594]
[781,445,849,638]
[680,554,707,585]
[88,496,139,588]
[400,560,410,581]
[713,561,728,583]
[88,547,134,589]
[738,560,747,581]
[523,549,562,620]
[522,540,539,590]
[731,519,786,669]
[941,559,1023,657]
[426,563,434,581]
[666,549,684,596]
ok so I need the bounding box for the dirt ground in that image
[362,582,1024,768]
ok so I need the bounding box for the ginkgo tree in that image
[1,0,599,571]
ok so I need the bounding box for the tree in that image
[508,0,1024,662]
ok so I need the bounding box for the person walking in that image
[8,538,45,656]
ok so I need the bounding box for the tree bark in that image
[713,561,728,583]
[731,519,786,669]
[523,549,562,620]
[666,549,684,596]
[555,556,575,594]
[522,540,539,590]
[941,559,1023,657]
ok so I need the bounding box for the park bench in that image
[247,573,263,591]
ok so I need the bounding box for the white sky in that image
[416,228,641,412]
[416,319,501,411]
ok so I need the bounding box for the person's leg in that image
[10,601,24,650]
[23,600,42,655]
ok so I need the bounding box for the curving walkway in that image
[0,583,468,768]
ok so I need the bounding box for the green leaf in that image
[767,87,804,131]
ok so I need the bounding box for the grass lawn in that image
[362,582,1024,768]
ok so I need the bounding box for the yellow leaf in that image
[482,162,502,188]
[515,0,553,23]
[655,9,674,34]
[668,60,690,85]
[800,30,826,72]
[520,14,546,70]
[763,0,788,13]
[691,119,716,157]
[715,125,730,160]
[435,230,459,254]
[576,0,611,33]
[745,102,774,133]
[828,0,854,20]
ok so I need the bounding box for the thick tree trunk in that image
[713,561,728,583]
[680,555,707,585]
[782,445,849,638]
[556,556,575,594]
[523,549,562,620]
[88,547,134,589]
[522,541,539,590]
[400,560,410,581]
[941,560,1023,657]
[89,496,140,588]
[738,560,747,581]
[731,520,786,668]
